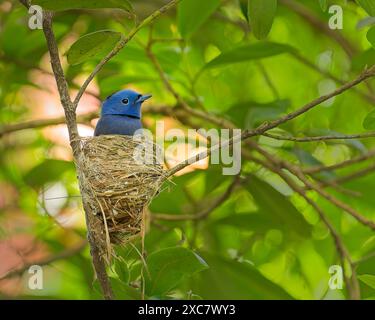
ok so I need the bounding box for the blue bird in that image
[94,89,152,136]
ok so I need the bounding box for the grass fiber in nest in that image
[78,135,166,261]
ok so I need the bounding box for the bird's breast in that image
[94,115,142,136]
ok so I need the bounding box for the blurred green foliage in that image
[0,0,375,300]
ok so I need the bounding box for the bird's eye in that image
[122,98,129,105]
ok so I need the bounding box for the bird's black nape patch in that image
[105,92,116,100]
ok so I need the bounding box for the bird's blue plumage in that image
[95,115,142,136]
[94,89,151,136]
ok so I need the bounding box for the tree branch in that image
[41,10,114,300]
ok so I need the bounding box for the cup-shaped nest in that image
[77,135,165,258]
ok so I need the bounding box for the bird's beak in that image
[136,94,152,103]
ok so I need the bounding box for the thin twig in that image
[0,112,96,137]
[247,153,360,300]
[252,144,375,230]
[73,0,182,109]
[213,12,250,34]
[167,65,375,176]
[153,64,375,230]
[0,105,172,137]
[333,162,375,184]
[291,52,375,104]
[303,149,375,174]
[280,0,357,57]
[256,61,280,100]
[312,177,362,198]
[152,176,240,221]
[263,131,375,142]
[353,251,375,266]
[142,51,375,231]
[143,50,368,298]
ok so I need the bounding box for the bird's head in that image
[101,89,152,118]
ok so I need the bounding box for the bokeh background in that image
[1,0,375,299]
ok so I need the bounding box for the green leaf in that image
[360,236,375,257]
[149,171,198,215]
[115,259,130,284]
[293,149,336,180]
[191,252,294,299]
[239,0,249,21]
[99,75,157,98]
[24,159,75,188]
[358,274,375,289]
[367,26,375,48]
[248,0,277,39]
[363,109,375,130]
[319,0,328,12]
[214,212,282,233]
[109,278,142,300]
[352,49,375,72]
[356,0,375,16]
[226,99,289,129]
[357,17,375,29]
[246,175,312,238]
[293,149,324,167]
[178,0,220,38]
[0,8,68,59]
[206,42,295,68]
[32,0,133,12]
[145,247,208,297]
[66,30,122,65]
[204,165,228,194]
